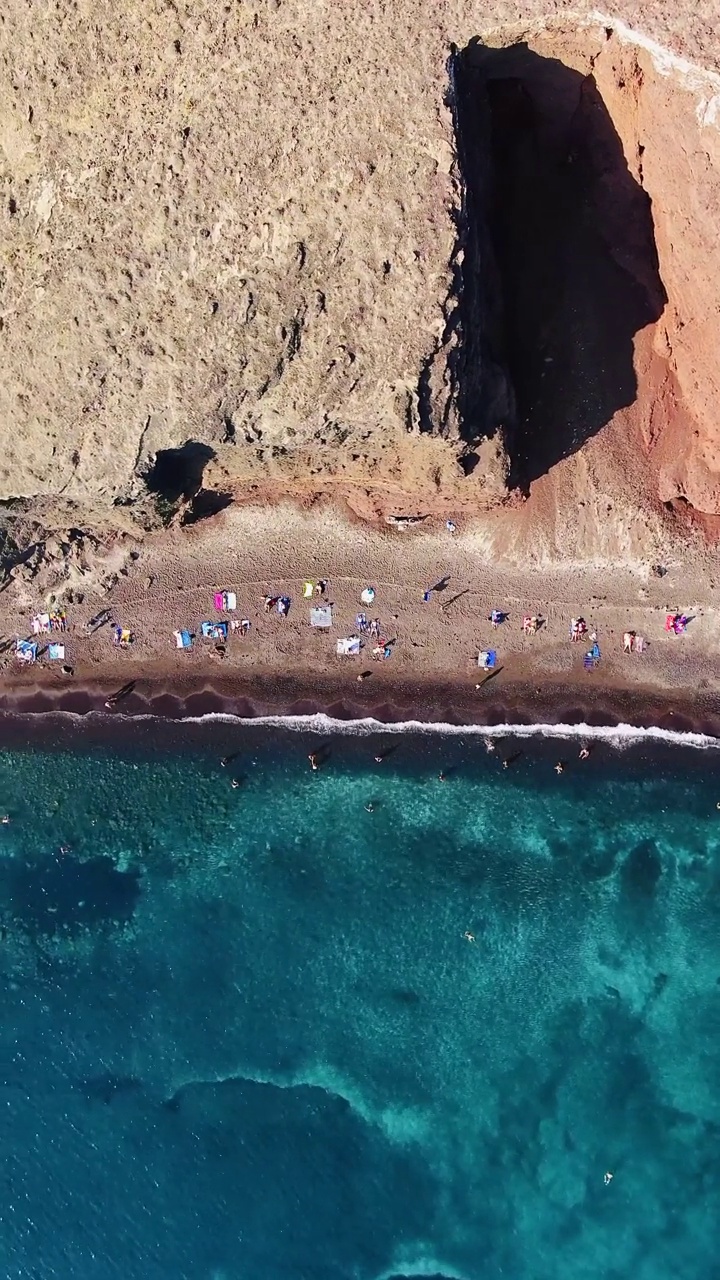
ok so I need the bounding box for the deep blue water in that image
[0,720,718,1279]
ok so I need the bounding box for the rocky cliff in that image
[1,0,720,538]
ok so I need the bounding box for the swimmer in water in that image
[464,931,475,943]
[604,1171,613,1186]
[438,772,447,782]
[484,739,495,753]
[374,754,384,764]
[579,746,590,760]
[59,845,70,855]
[555,761,565,775]
[309,753,319,772]
[231,778,241,789]
[1,815,9,825]
[365,802,374,813]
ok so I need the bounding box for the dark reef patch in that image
[0,853,141,938]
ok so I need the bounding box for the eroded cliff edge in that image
[1,1,720,560]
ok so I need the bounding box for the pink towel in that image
[214,592,224,610]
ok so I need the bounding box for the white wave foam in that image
[3,707,717,750]
[78,708,720,749]
[194,713,719,750]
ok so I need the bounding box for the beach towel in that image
[277,597,291,617]
[336,637,361,656]
[16,640,37,663]
[360,587,376,606]
[478,650,497,669]
[303,582,314,598]
[310,605,332,628]
[48,643,65,660]
[226,592,237,611]
[201,621,228,640]
[214,592,224,610]
[174,630,192,649]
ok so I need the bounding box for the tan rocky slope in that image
[1,0,720,543]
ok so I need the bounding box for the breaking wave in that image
[2,707,717,751]
[105,710,720,750]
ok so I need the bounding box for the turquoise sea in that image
[0,714,718,1280]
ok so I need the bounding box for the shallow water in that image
[0,727,718,1279]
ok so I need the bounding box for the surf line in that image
[77,709,720,750]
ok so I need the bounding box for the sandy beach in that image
[0,503,718,734]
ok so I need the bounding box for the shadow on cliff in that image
[452,39,667,488]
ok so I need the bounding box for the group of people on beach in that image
[623,631,646,653]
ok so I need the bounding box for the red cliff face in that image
[448,21,720,517]
[519,22,720,516]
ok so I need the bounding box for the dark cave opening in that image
[452,40,667,486]
[181,489,233,524]
[144,441,215,503]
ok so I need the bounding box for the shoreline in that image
[1,668,719,740]
[2,505,719,750]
